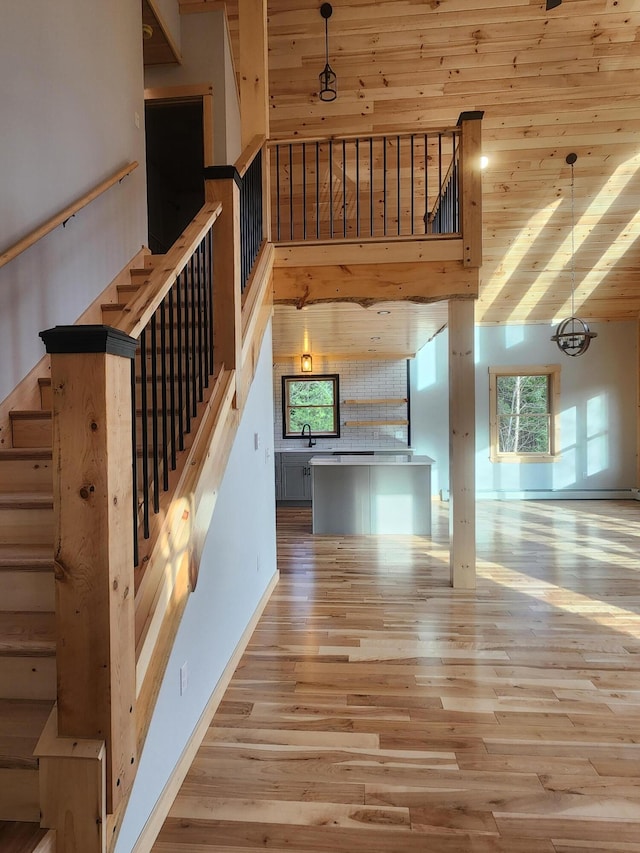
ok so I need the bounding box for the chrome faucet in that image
[301,423,316,448]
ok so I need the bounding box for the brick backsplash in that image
[273,359,410,451]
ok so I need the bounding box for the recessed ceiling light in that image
[370,336,381,341]
[377,310,390,315]
[368,348,377,352]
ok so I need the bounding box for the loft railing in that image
[0,161,138,269]
[269,129,459,243]
[131,226,215,565]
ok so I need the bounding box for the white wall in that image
[145,8,242,166]
[116,321,277,852]
[273,358,410,452]
[0,0,148,402]
[411,322,638,496]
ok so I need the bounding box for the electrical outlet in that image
[180,661,188,696]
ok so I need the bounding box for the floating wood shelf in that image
[344,419,409,427]
[343,398,408,405]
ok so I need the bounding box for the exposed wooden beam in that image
[273,259,478,309]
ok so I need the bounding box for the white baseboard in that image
[476,489,635,500]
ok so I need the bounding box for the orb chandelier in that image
[550,153,597,357]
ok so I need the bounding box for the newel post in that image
[39,324,138,814]
[204,167,243,403]
[458,110,484,269]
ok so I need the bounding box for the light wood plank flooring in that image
[154,500,640,852]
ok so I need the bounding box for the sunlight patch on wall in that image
[586,393,608,477]
[554,405,577,488]
[415,339,438,391]
[504,324,525,349]
[477,199,560,322]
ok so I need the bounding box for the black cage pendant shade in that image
[550,153,597,357]
[319,3,337,102]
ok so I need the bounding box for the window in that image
[282,374,340,438]
[489,365,560,462]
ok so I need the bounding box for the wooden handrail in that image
[0,161,138,270]
[234,134,265,178]
[267,127,459,147]
[116,201,222,341]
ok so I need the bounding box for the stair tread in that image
[0,545,53,569]
[0,820,49,853]
[0,613,55,656]
[8,412,51,421]
[0,494,53,509]
[0,449,52,461]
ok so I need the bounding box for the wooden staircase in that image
[0,258,158,850]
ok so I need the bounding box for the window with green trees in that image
[489,365,560,461]
[282,375,340,438]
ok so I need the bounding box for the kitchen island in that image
[310,454,434,535]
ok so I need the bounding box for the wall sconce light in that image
[301,353,313,373]
[319,4,337,102]
[142,23,154,40]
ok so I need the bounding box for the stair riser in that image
[10,420,51,450]
[0,510,53,546]
[0,768,39,821]
[0,571,54,612]
[0,657,56,701]
[0,460,52,493]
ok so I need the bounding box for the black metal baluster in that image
[160,297,169,491]
[276,145,281,242]
[190,253,197,417]
[200,237,210,387]
[168,286,177,468]
[176,269,185,448]
[197,240,204,401]
[438,133,443,232]
[370,137,374,237]
[130,355,139,566]
[383,136,387,236]
[355,138,360,238]
[315,142,320,239]
[139,327,150,539]
[289,143,293,241]
[342,138,347,237]
[302,143,307,241]
[329,139,333,238]
[207,227,214,375]
[424,133,429,233]
[150,312,160,513]
[397,134,401,236]
[410,134,415,235]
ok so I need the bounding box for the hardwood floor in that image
[153,500,640,852]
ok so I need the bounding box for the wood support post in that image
[39,325,138,814]
[448,299,476,589]
[238,0,269,148]
[205,171,243,405]
[458,111,484,269]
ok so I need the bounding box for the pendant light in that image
[551,153,597,357]
[319,4,337,102]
